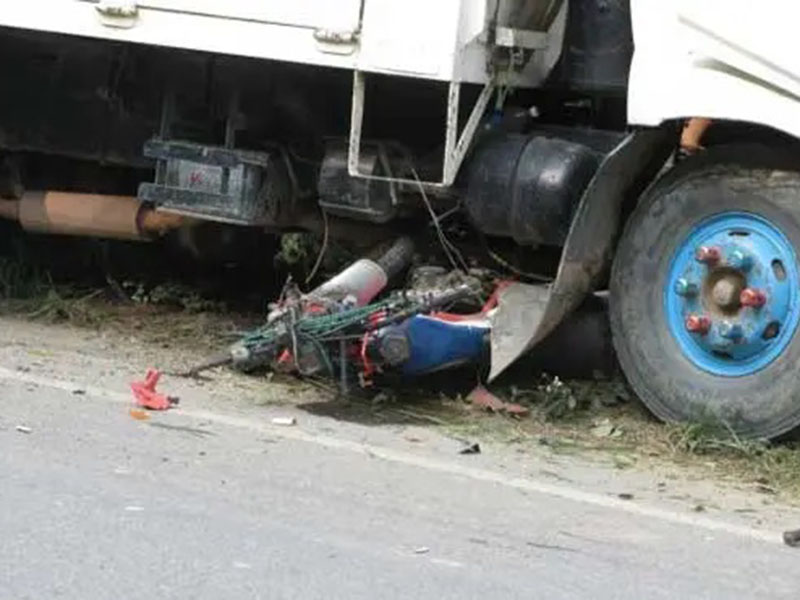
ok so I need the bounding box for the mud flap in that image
[489,126,674,380]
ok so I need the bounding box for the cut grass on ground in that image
[0,255,254,354]
[2,253,800,503]
[298,377,800,504]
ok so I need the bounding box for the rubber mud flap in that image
[489,126,673,380]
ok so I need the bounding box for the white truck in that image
[1,0,799,438]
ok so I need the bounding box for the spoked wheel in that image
[610,146,800,439]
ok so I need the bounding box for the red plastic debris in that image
[467,385,530,417]
[273,349,296,373]
[503,402,530,417]
[360,333,375,379]
[130,369,178,411]
[468,386,507,411]
[431,280,514,322]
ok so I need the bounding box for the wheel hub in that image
[709,275,742,311]
[665,212,800,376]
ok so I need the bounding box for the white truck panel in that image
[358,0,464,78]
[119,0,362,31]
[0,0,557,86]
[0,1,357,71]
[628,0,800,139]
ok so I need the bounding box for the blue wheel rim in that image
[664,212,800,377]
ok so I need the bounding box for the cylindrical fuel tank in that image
[463,134,600,247]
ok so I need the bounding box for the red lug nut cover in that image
[740,288,767,308]
[686,315,711,334]
[695,246,721,264]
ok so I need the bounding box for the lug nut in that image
[695,246,721,265]
[686,315,711,335]
[718,321,744,340]
[674,278,699,297]
[727,249,753,271]
[740,288,767,308]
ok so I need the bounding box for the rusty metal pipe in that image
[0,191,185,241]
[139,207,187,236]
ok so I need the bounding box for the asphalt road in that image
[1,366,799,600]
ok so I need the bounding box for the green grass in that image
[0,255,50,299]
[664,420,767,457]
[0,255,106,325]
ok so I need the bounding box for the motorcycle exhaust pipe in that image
[310,236,415,305]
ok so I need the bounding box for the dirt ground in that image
[3,287,800,516]
[3,226,800,532]
[6,309,800,598]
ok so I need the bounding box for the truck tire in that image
[610,146,800,439]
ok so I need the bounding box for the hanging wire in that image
[479,230,552,282]
[304,208,329,286]
[486,246,552,282]
[408,165,470,273]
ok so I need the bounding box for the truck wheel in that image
[610,146,800,439]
